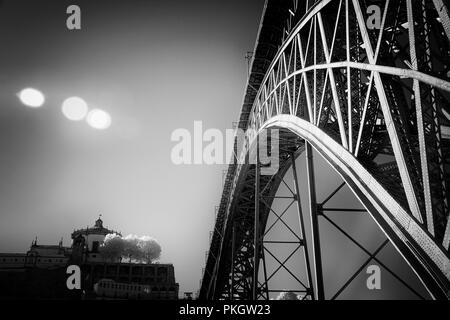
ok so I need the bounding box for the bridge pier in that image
[306,142,325,300]
[253,140,261,300]
[291,152,315,299]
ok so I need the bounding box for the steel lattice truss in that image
[200,0,450,300]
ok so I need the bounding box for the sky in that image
[0,0,265,295]
[0,0,431,299]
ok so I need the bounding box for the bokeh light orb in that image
[18,88,45,107]
[62,97,88,121]
[86,109,111,130]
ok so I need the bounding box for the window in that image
[92,241,100,253]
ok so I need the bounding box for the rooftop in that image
[71,215,122,238]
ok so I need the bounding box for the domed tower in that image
[94,216,104,229]
[71,215,121,262]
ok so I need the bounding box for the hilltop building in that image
[70,216,121,263]
[0,217,179,300]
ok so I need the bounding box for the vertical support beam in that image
[306,143,325,300]
[313,16,317,124]
[317,12,349,149]
[346,0,352,153]
[253,139,261,300]
[297,35,314,121]
[407,0,434,235]
[291,153,315,299]
[261,248,270,300]
[354,0,389,156]
[352,0,423,223]
[230,222,236,300]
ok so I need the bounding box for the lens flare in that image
[62,97,88,121]
[86,109,111,130]
[18,88,45,107]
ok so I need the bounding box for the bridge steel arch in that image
[200,0,450,299]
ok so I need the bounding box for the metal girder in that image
[433,0,450,41]
[291,153,315,298]
[306,142,325,300]
[262,115,450,299]
[200,0,450,300]
[352,0,423,223]
[253,141,261,300]
[407,0,434,234]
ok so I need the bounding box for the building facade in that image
[0,217,179,299]
[71,216,122,263]
[0,239,69,270]
[85,262,179,299]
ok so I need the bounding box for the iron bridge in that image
[200,0,450,300]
